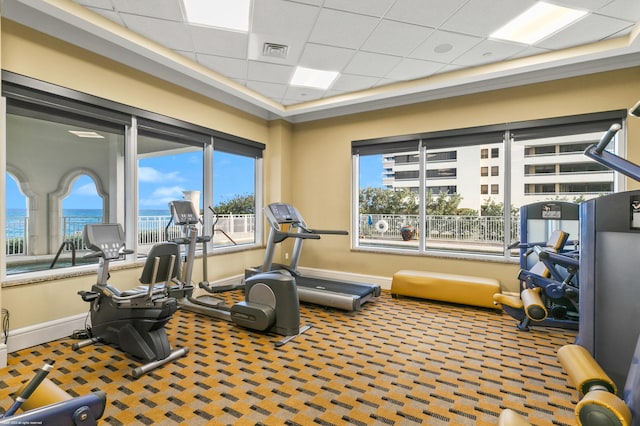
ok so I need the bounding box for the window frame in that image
[2,71,264,283]
[352,110,627,261]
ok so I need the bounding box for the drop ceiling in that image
[2,0,640,122]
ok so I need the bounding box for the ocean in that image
[5,209,171,239]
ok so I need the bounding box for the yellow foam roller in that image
[521,287,547,321]
[575,389,631,426]
[558,345,616,396]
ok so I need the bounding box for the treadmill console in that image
[83,223,126,260]
[170,200,200,225]
[267,203,300,224]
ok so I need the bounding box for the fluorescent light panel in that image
[68,130,104,138]
[490,1,587,45]
[290,66,339,90]
[182,0,251,32]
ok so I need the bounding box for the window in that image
[353,110,625,260]
[212,146,260,248]
[136,124,205,253]
[5,111,126,275]
[2,73,264,280]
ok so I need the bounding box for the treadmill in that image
[246,202,381,311]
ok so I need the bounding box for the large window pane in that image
[5,113,124,275]
[212,150,256,247]
[357,150,420,251]
[425,142,505,256]
[510,131,613,257]
[137,135,203,253]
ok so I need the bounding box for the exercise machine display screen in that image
[269,203,298,223]
[83,224,125,259]
[170,200,199,225]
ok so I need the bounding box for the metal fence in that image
[6,213,517,256]
[5,214,256,256]
[360,214,520,243]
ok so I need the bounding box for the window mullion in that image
[418,140,426,253]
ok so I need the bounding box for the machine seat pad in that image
[391,270,501,309]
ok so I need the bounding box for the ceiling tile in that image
[452,39,528,67]
[111,0,183,21]
[298,43,356,71]
[190,25,248,58]
[308,8,380,49]
[548,0,612,11]
[537,14,634,50]
[385,0,467,27]
[343,51,403,77]
[251,0,319,39]
[385,58,445,81]
[119,13,194,51]
[75,0,114,9]
[595,0,640,21]
[323,0,395,17]
[247,60,294,84]
[361,19,434,56]
[331,74,380,92]
[283,85,326,103]
[197,54,247,80]
[83,6,126,26]
[246,80,288,99]
[441,0,536,37]
[409,30,482,64]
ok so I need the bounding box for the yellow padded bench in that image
[391,270,501,309]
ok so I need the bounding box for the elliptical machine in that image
[167,200,311,346]
[73,223,189,378]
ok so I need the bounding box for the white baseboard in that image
[5,313,89,364]
[0,271,388,367]
[0,344,7,368]
[297,267,392,290]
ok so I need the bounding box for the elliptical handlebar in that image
[591,123,621,155]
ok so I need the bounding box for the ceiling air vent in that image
[262,42,289,59]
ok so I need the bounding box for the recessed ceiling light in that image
[490,1,587,45]
[68,130,104,138]
[290,66,339,90]
[182,0,251,33]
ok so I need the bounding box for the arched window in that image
[5,173,28,257]
[61,174,104,251]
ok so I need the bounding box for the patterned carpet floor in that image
[0,290,579,425]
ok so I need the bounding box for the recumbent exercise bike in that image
[73,223,189,378]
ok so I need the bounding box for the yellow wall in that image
[0,21,270,328]
[289,67,640,291]
[1,18,640,331]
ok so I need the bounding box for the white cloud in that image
[139,185,185,207]
[138,166,183,183]
[73,183,98,196]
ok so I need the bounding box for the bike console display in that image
[169,200,199,226]
[83,224,126,260]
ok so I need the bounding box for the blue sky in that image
[360,154,384,189]
[6,151,255,211]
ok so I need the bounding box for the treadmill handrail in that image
[306,228,349,236]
